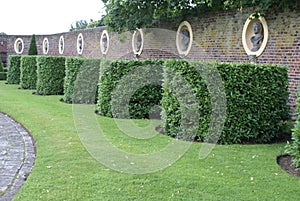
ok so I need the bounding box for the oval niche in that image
[100,30,109,55]
[132,29,144,56]
[242,14,269,57]
[14,38,24,54]
[176,21,193,56]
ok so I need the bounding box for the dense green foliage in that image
[1,82,299,200]
[0,61,6,80]
[63,57,85,102]
[0,60,3,72]
[36,56,66,95]
[102,0,297,32]
[285,92,300,170]
[6,55,21,84]
[28,34,38,55]
[69,19,105,31]
[97,59,163,119]
[64,57,100,104]
[20,56,37,89]
[162,60,289,144]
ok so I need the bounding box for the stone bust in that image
[181,29,190,51]
[250,22,263,52]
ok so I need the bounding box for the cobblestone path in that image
[0,113,35,201]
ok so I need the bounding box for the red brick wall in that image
[2,7,299,116]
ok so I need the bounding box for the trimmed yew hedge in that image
[64,57,100,104]
[63,57,85,103]
[36,56,66,95]
[285,91,300,169]
[97,59,163,119]
[20,56,37,89]
[162,60,289,144]
[0,61,6,80]
[6,55,21,84]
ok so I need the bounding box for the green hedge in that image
[20,56,38,89]
[0,61,6,80]
[36,56,66,95]
[285,91,300,170]
[6,55,21,84]
[0,61,3,71]
[162,60,289,144]
[97,59,163,119]
[64,57,100,104]
[64,57,85,103]
[0,72,6,80]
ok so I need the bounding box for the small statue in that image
[250,22,263,52]
[181,29,190,51]
[17,41,22,53]
[135,32,142,52]
[44,41,48,53]
[78,38,83,51]
[59,38,63,52]
[102,34,107,53]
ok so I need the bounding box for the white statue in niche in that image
[250,22,263,52]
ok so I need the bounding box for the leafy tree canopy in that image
[102,0,297,32]
[69,18,105,31]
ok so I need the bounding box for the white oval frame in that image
[132,29,144,55]
[58,35,64,55]
[176,21,193,56]
[77,33,84,55]
[242,15,269,57]
[14,38,24,54]
[43,37,49,55]
[100,30,109,55]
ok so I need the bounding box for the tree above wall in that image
[101,0,297,32]
[69,18,105,31]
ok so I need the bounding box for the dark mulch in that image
[277,154,300,178]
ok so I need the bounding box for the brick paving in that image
[0,113,35,201]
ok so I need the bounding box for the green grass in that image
[0,81,299,200]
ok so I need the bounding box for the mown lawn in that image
[0,81,299,201]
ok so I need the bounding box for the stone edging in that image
[0,112,36,201]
